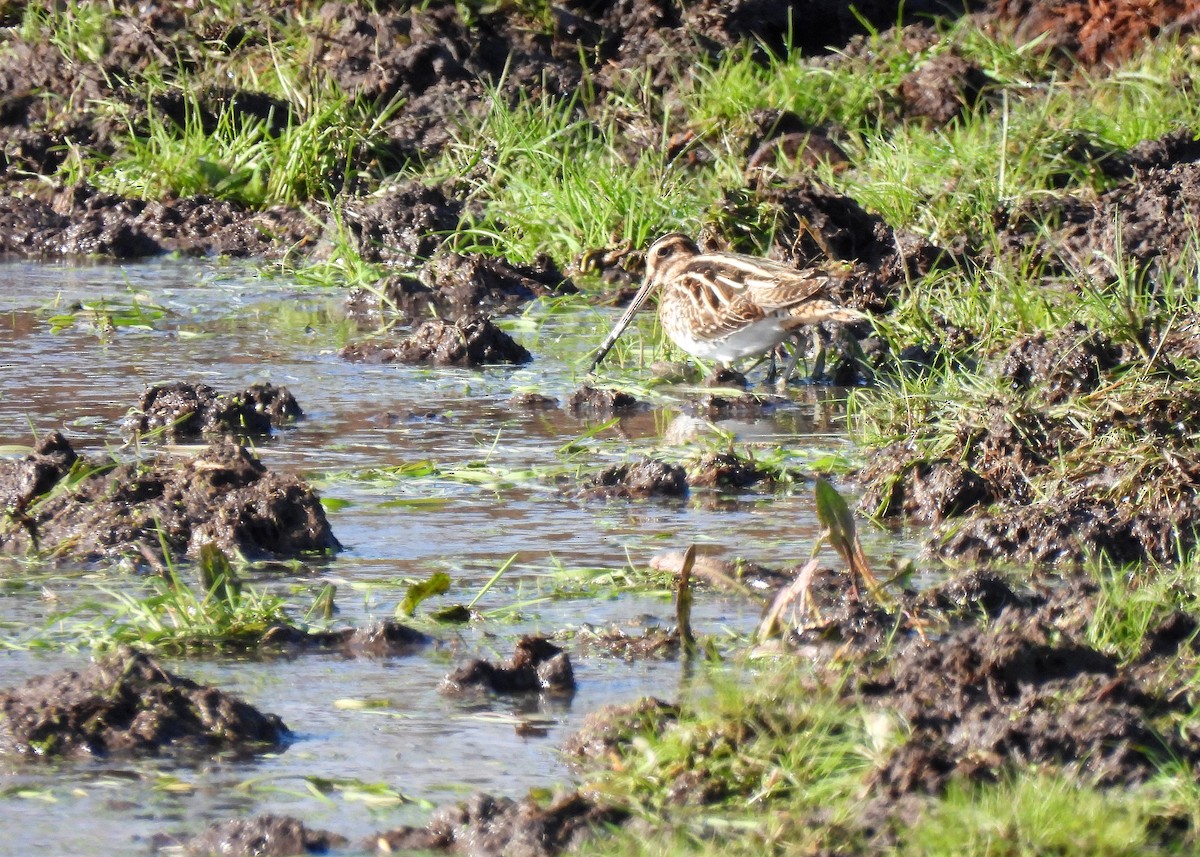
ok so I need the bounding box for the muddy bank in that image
[857,314,1200,565]
[178,815,346,857]
[0,649,286,758]
[565,566,1200,848]
[0,431,339,565]
[2,0,1191,273]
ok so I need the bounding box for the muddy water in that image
[0,260,915,854]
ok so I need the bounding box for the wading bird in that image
[588,233,866,381]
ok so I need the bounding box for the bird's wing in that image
[703,254,838,312]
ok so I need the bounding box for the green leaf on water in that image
[397,571,451,617]
[814,477,857,564]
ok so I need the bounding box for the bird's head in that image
[644,232,700,282]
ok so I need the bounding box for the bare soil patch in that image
[0,432,339,565]
[0,649,287,758]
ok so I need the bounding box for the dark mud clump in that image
[1003,129,1200,278]
[998,321,1130,404]
[681,390,786,420]
[123,381,302,441]
[0,434,339,564]
[897,53,988,126]
[566,385,643,415]
[686,452,773,490]
[579,458,688,500]
[0,649,287,758]
[340,316,531,367]
[181,815,347,857]
[260,619,433,657]
[562,697,681,763]
[354,252,574,322]
[0,186,318,260]
[333,181,466,267]
[372,791,627,857]
[507,392,561,410]
[862,602,1193,798]
[442,636,575,695]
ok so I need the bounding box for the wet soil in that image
[564,566,1200,845]
[180,815,347,857]
[442,636,576,695]
[566,384,644,415]
[579,457,689,500]
[0,649,287,758]
[259,619,433,656]
[345,252,575,324]
[1,0,1188,277]
[341,316,532,367]
[856,313,1200,564]
[123,381,302,441]
[0,432,338,565]
[372,790,627,857]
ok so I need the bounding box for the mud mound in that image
[182,815,346,857]
[567,385,644,414]
[442,636,575,694]
[372,791,627,856]
[260,620,433,656]
[864,606,1187,795]
[991,0,1200,67]
[681,390,786,419]
[123,382,302,440]
[350,252,574,322]
[897,53,988,125]
[0,650,286,758]
[1004,130,1200,279]
[686,452,773,489]
[335,181,466,266]
[859,318,1200,564]
[580,458,689,500]
[0,187,316,260]
[341,317,531,366]
[563,697,681,762]
[999,321,1130,404]
[0,435,339,564]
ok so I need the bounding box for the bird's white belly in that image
[669,317,792,363]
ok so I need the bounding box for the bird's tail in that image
[786,301,868,327]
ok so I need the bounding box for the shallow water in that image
[0,259,918,855]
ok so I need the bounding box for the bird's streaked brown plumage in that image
[589,232,865,376]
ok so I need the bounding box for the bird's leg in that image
[809,329,828,382]
[775,335,807,388]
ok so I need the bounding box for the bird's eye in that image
[655,245,671,258]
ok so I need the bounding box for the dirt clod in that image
[371,791,626,857]
[863,605,1188,795]
[442,636,575,695]
[183,815,347,857]
[341,317,532,367]
[0,649,287,758]
[580,458,688,500]
[123,381,302,440]
[566,385,643,414]
[0,435,339,564]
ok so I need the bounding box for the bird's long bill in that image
[587,279,658,374]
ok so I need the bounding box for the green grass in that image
[60,84,401,207]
